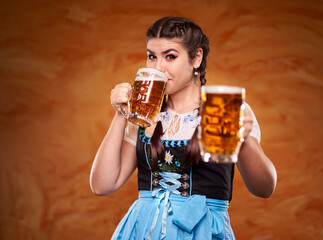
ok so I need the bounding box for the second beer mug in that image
[121,68,168,127]
[198,85,245,163]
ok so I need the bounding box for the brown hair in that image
[146,17,209,169]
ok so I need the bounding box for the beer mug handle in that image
[120,102,130,119]
[120,85,133,119]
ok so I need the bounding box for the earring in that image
[194,68,199,76]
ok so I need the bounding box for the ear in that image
[193,48,203,69]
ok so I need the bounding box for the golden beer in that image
[199,86,245,163]
[126,68,168,127]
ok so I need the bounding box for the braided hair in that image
[146,17,210,168]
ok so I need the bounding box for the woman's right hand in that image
[110,83,132,115]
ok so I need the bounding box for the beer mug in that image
[198,85,245,163]
[121,68,168,127]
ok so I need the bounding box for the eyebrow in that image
[147,48,179,55]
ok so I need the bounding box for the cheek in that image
[180,63,194,79]
[180,59,194,72]
[164,80,175,94]
[169,62,189,77]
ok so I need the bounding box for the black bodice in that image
[136,127,235,201]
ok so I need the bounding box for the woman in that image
[90,16,277,239]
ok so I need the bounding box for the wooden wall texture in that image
[0,0,322,239]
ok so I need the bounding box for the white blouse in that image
[124,103,261,146]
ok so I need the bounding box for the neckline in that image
[165,107,199,117]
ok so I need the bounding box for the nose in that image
[153,59,165,73]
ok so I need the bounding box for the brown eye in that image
[148,54,156,60]
[166,54,177,60]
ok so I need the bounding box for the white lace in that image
[158,108,200,140]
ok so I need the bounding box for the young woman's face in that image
[146,38,197,95]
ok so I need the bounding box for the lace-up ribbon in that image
[147,172,181,240]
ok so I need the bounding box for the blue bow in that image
[172,195,226,239]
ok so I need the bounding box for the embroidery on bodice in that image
[138,127,189,173]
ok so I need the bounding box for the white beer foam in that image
[135,68,168,82]
[202,85,245,94]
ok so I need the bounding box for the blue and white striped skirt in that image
[111,190,235,240]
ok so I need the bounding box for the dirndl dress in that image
[110,108,248,239]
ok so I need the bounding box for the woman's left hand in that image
[242,104,254,140]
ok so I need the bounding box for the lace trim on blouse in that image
[158,108,200,140]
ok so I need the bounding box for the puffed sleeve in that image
[244,103,261,143]
[124,122,138,146]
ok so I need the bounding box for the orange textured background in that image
[0,0,322,239]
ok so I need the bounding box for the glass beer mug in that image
[198,85,246,163]
[121,68,168,127]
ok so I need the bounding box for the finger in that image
[111,94,129,106]
[242,120,253,139]
[116,95,129,104]
[242,117,253,138]
[112,84,132,98]
[243,115,253,125]
[115,82,132,92]
[115,82,131,88]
